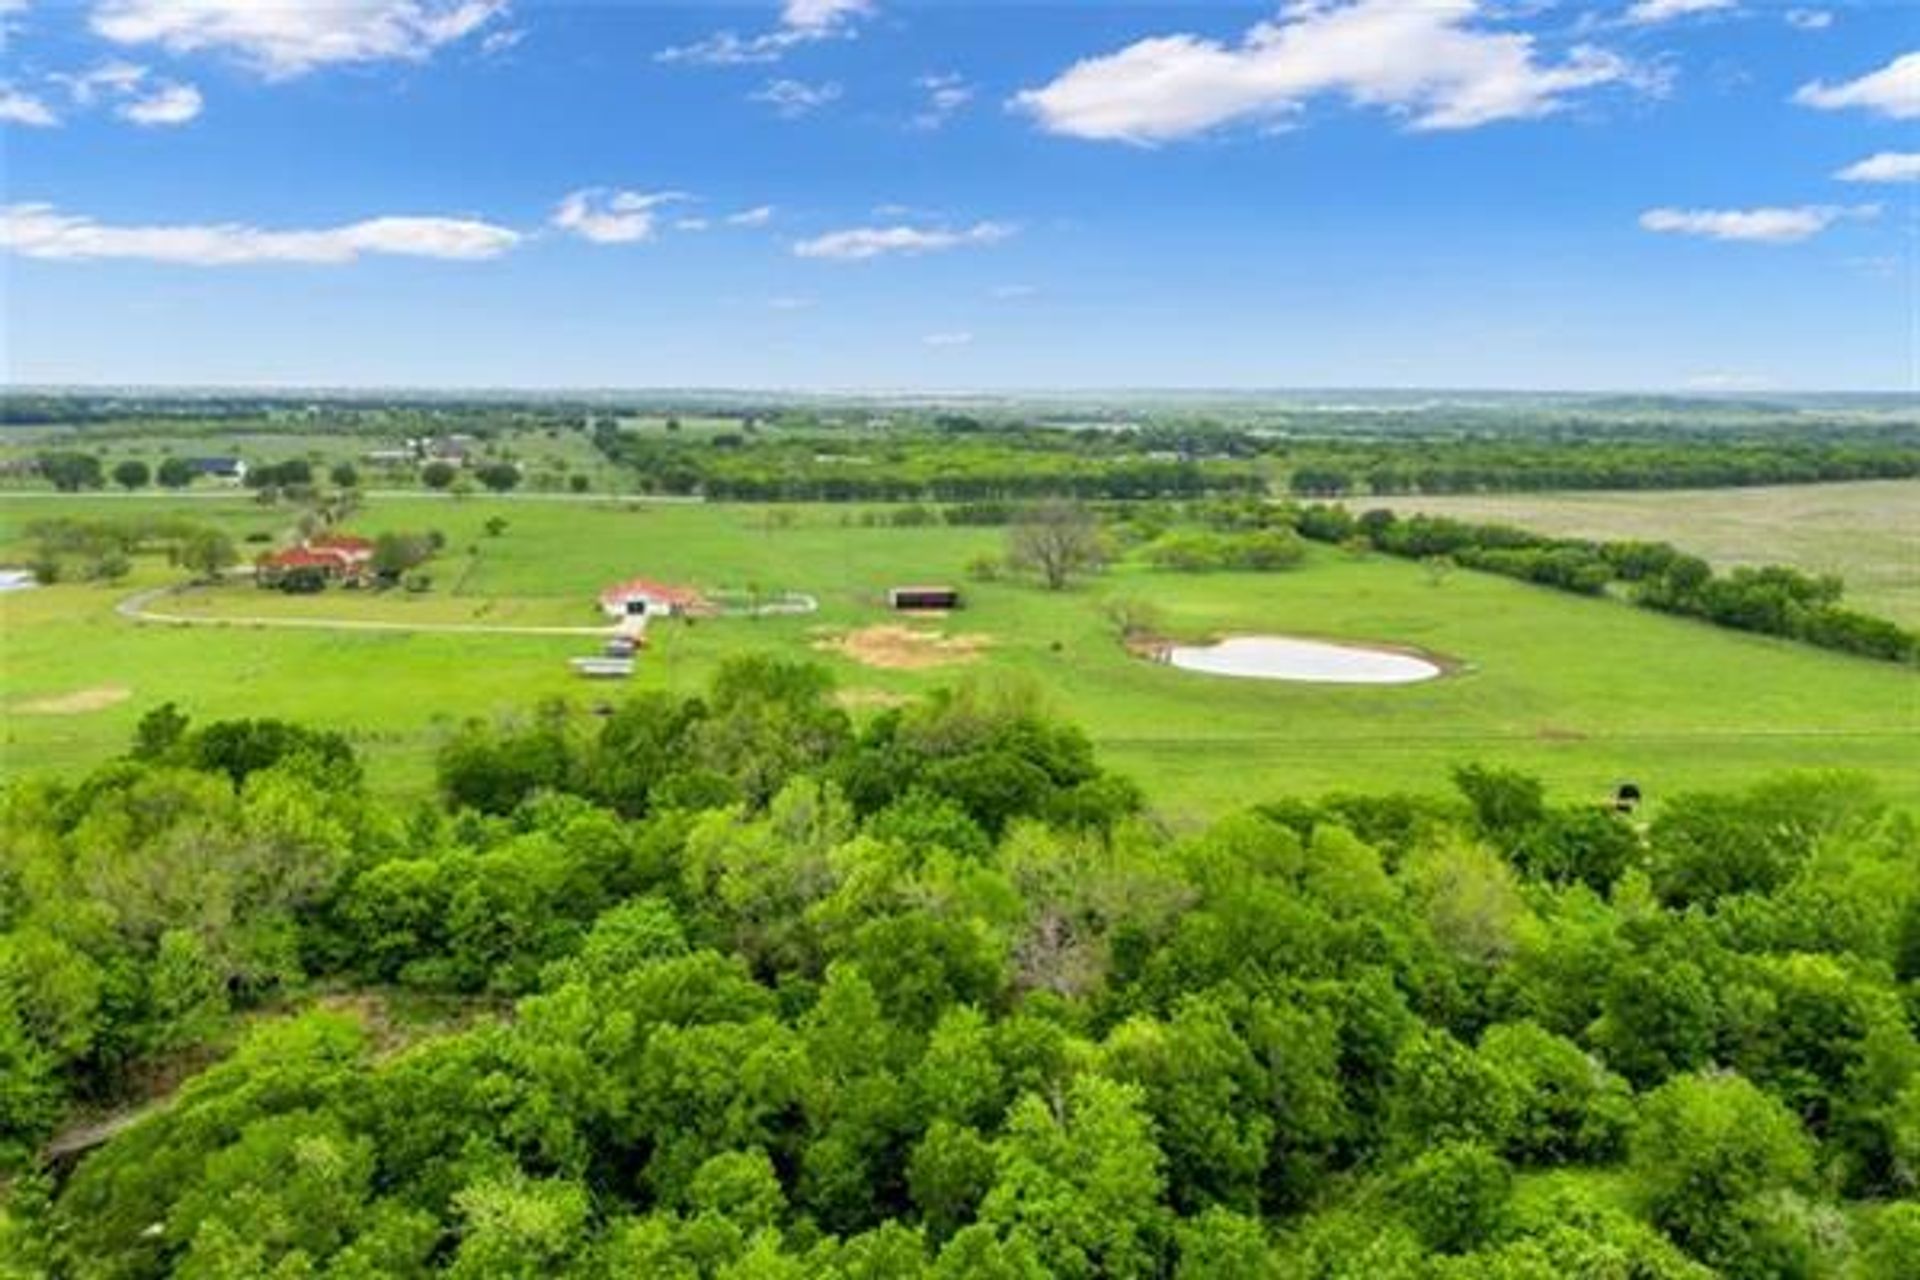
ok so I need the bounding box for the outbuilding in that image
[888,585,961,611]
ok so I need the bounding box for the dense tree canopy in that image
[2,663,1916,1277]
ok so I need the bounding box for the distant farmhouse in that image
[184,456,248,483]
[600,577,708,620]
[256,533,375,588]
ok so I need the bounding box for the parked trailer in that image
[570,656,635,678]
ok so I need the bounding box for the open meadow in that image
[1380,479,1920,626]
[4,490,1914,819]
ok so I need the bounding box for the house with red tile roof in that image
[599,577,708,619]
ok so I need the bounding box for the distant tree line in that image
[1295,505,1916,663]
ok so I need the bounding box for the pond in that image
[0,569,38,593]
[1163,635,1442,685]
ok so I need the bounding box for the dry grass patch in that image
[16,685,131,715]
[815,624,993,671]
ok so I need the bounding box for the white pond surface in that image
[0,569,37,593]
[1165,635,1441,685]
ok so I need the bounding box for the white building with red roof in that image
[599,577,707,620]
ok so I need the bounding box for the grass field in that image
[1380,479,1920,626]
[3,492,1915,820]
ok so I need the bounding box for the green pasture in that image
[1383,479,1920,626]
[3,493,1915,818]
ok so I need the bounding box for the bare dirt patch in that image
[815,625,993,671]
[16,685,132,715]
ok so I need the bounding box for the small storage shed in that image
[888,585,961,611]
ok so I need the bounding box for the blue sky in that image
[0,1,1912,391]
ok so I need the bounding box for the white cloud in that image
[1795,51,1920,118]
[118,80,203,125]
[1013,0,1635,143]
[0,85,58,126]
[1836,152,1920,183]
[1624,0,1734,25]
[726,205,776,227]
[922,331,973,347]
[913,72,974,129]
[752,78,841,117]
[1784,8,1832,30]
[91,0,507,78]
[659,0,872,66]
[782,0,870,32]
[53,60,146,105]
[675,217,712,232]
[1638,204,1876,243]
[1,203,521,264]
[550,189,686,244]
[794,221,1014,261]
[479,27,522,56]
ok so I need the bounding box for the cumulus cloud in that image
[1794,51,1920,118]
[118,80,203,125]
[1638,204,1876,243]
[0,203,521,264]
[793,221,1014,260]
[0,85,58,126]
[42,60,202,127]
[659,0,872,66]
[752,77,841,117]
[90,0,508,78]
[1013,0,1635,143]
[922,331,973,347]
[727,205,776,227]
[1836,152,1920,183]
[914,72,974,129]
[1624,0,1735,25]
[53,59,146,105]
[782,0,870,31]
[550,189,686,244]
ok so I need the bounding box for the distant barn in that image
[888,585,960,611]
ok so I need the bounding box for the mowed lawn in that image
[1379,479,1920,626]
[3,493,1915,818]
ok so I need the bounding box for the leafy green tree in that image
[1101,999,1272,1213]
[157,456,195,488]
[1391,1142,1511,1254]
[476,462,521,492]
[447,1173,591,1279]
[111,459,151,490]
[329,461,359,488]
[1631,1073,1817,1274]
[37,451,103,491]
[978,1075,1169,1278]
[180,528,237,581]
[420,460,457,489]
